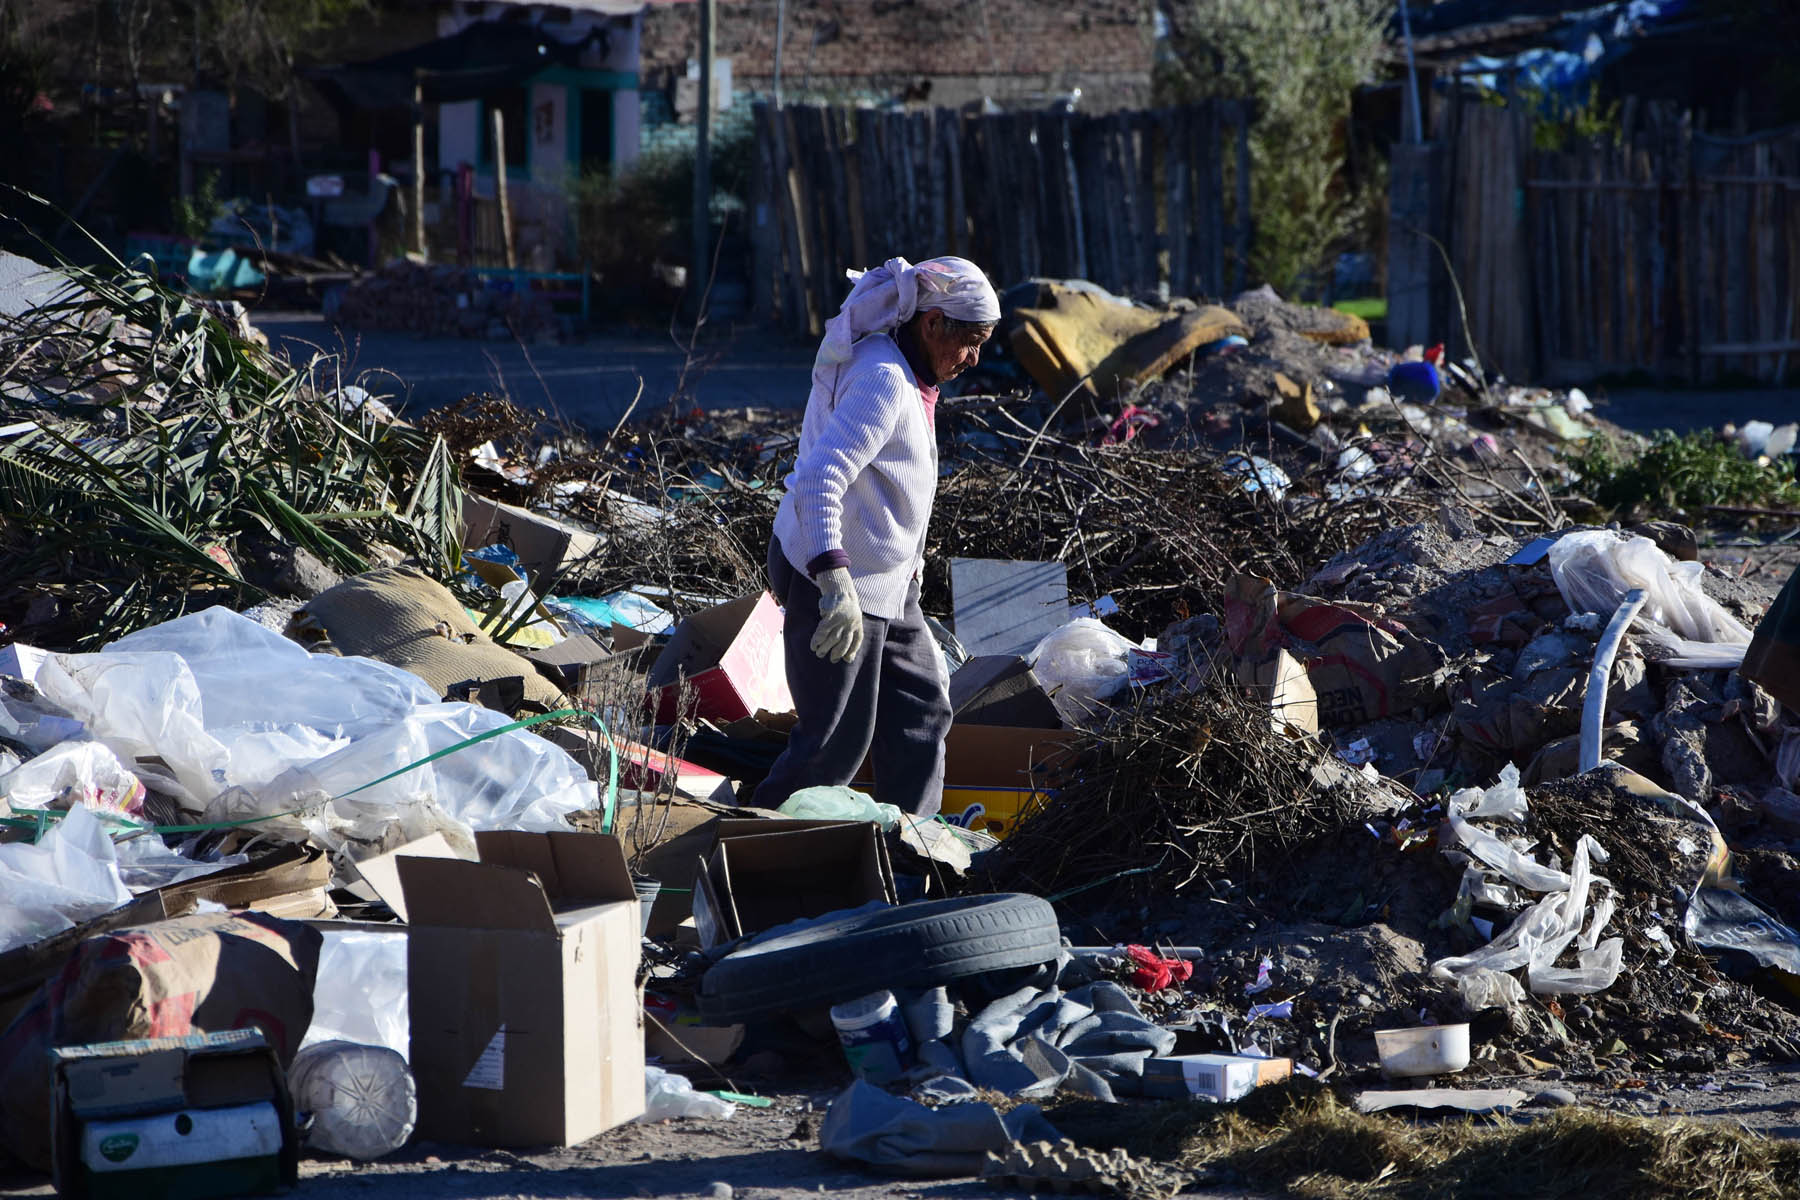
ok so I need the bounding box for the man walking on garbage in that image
[751,256,1000,816]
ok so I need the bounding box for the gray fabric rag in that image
[820,1080,1059,1177]
[958,979,1175,1101]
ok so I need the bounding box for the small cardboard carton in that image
[462,493,603,579]
[1142,1053,1292,1102]
[645,593,793,723]
[50,1029,298,1200]
[692,820,896,948]
[399,831,645,1147]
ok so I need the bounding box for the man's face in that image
[918,309,993,384]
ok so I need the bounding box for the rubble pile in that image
[333,259,559,341]
[3,251,1800,1194]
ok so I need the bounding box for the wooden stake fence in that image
[752,101,1252,335]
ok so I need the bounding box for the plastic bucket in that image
[829,990,913,1086]
[1374,1023,1471,1078]
[633,876,662,937]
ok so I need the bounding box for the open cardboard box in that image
[399,831,645,1147]
[692,819,895,949]
[645,593,793,724]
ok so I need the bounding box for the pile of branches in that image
[927,404,1435,640]
[0,256,463,649]
[420,395,785,605]
[979,672,1370,902]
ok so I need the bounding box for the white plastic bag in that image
[1446,762,1527,822]
[1028,618,1138,727]
[640,1065,736,1122]
[0,740,146,816]
[288,1040,416,1160]
[1547,531,1752,666]
[0,805,131,954]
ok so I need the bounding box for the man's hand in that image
[810,567,864,663]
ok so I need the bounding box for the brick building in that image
[639,0,1157,117]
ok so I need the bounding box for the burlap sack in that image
[289,566,566,713]
[0,910,321,1169]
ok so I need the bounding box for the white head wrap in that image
[813,256,1000,379]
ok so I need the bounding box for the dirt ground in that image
[4,1066,1797,1200]
[0,1085,1269,1200]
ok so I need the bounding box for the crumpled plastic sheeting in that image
[1547,530,1752,667]
[1446,814,1573,894]
[33,608,593,834]
[0,740,146,816]
[111,831,246,892]
[0,805,131,954]
[1434,800,1624,1001]
[820,1080,1060,1177]
[302,929,409,1058]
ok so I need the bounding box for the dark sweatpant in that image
[750,538,952,816]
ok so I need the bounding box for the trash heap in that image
[332,258,559,341]
[4,249,1800,1195]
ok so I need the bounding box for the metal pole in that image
[1398,0,1425,144]
[691,0,716,315]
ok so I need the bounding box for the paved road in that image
[1592,387,1800,435]
[257,311,1800,439]
[256,312,816,431]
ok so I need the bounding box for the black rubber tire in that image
[698,893,1061,1024]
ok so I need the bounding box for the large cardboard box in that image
[857,725,1082,840]
[645,593,792,723]
[462,493,603,579]
[400,831,645,1147]
[50,1029,298,1200]
[692,820,896,948]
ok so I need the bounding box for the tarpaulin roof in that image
[304,21,598,111]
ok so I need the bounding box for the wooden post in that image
[691,0,716,315]
[491,107,515,269]
[412,74,427,257]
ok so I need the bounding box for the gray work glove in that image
[810,566,864,664]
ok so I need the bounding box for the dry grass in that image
[1048,1080,1800,1200]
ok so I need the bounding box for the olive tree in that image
[1159,0,1392,296]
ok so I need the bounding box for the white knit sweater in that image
[772,333,937,620]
